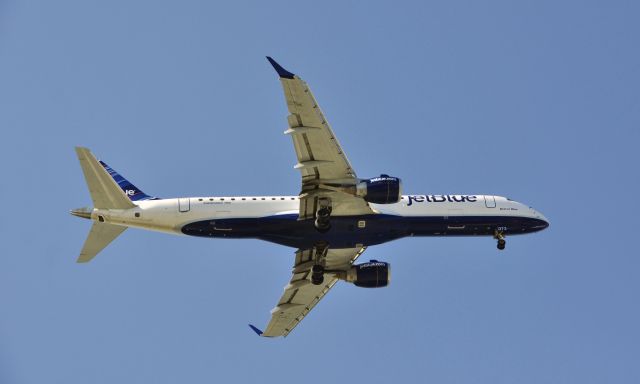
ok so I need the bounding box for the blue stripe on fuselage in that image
[181,214,548,249]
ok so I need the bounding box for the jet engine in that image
[344,260,391,288]
[356,175,402,204]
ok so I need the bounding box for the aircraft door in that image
[484,195,496,208]
[178,198,190,212]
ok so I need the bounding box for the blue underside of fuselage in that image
[181,214,549,249]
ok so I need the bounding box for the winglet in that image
[248,324,264,336]
[266,56,295,79]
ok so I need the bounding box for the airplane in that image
[71,57,549,337]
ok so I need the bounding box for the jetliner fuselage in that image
[78,194,548,250]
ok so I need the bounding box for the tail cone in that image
[70,207,92,220]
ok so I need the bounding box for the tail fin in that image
[74,147,134,262]
[99,160,156,201]
[75,147,135,209]
[77,222,127,263]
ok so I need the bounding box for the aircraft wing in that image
[267,57,374,219]
[256,245,367,337]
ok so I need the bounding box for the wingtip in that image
[248,324,264,336]
[76,254,93,263]
[266,56,295,79]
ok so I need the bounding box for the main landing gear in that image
[310,198,332,284]
[314,198,332,233]
[494,230,506,250]
[311,264,325,285]
[311,242,329,285]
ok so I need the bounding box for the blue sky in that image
[1,1,639,383]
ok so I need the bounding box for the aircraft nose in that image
[541,217,550,229]
[536,211,550,230]
[522,202,549,230]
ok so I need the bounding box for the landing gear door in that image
[178,198,190,212]
[484,195,496,208]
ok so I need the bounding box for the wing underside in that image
[268,57,375,220]
[261,246,367,337]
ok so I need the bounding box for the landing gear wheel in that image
[311,264,325,285]
[494,230,506,251]
[314,220,331,233]
[314,206,332,233]
[311,274,324,285]
[317,207,331,218]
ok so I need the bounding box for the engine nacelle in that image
[356,175,402,204]
[345,260,391,288]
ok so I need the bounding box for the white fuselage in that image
[88,194,548,245]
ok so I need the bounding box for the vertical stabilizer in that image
[99,160,156,201]
[75,147,135,209]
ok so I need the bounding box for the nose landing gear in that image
[494,230,506,250]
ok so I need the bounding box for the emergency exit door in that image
[178,198,190,212]
[484,195,496,208]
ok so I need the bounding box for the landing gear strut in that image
[314,198,332,233]
[494,230,506,250]
[311,242,328,285]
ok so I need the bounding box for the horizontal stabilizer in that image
[77,222,127,263]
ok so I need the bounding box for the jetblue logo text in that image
[369,177,398,183]
[407,195,477,206]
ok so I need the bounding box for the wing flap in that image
[263,277,338,337]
